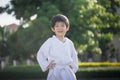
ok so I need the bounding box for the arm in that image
[37,50,49,72]
[37,39,51,72]
[37,50,56,71]
[70,43,78,73]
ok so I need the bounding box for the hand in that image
[69,65,73,69]
[47,60,56,70]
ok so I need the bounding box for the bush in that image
[0,65,48,79]
[78,62,120,67]
[77,66,120,78]
[0,63,120,79]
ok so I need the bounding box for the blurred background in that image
[0,0,120,80]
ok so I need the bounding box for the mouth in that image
[57,31,63,33]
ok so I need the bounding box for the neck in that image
[56,35,65,42]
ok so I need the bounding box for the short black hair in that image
[51,14,69,28]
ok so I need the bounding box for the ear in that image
[51,27,55,32]
[66,26,70,31]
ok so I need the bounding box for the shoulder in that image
[66,37,74,45]
[40,36,53,48]
[43,36,53,45]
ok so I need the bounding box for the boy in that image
[37,14,78,80]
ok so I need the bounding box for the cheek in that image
[64,27,69,31]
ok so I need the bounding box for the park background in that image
[0,0,120,80]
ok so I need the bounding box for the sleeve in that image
[37,39,51,72]
[70,42,79,73]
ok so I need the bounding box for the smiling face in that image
[51,21,69,38]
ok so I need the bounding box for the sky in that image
[0,0,20,27]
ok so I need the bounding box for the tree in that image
[8,16,52,61]
[68,0,120,61]
[0,26,10,57]
[1,0,120,62]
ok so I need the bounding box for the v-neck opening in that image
[53,35,67,44]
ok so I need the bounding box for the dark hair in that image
[51,14,69,28]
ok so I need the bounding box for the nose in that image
[59,26,64,29]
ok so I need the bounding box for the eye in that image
[61,24,66,27]
[55,25,59,28]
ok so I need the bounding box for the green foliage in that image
[0,27,10,57]
[69,0,103,54]
[70,0,120,57]
[0,65,48,79]
[0,0,120,62]
[79,62,120,67]
[8,17,52,61]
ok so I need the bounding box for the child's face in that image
[51,21,69,37]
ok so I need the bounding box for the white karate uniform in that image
[37,35,78,80]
